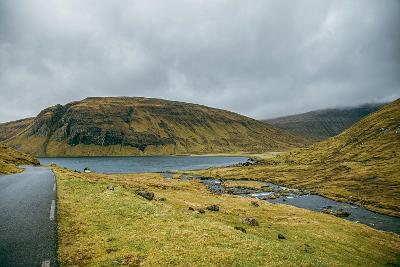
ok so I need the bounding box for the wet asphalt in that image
[0,166,57,267]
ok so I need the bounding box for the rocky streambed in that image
[161,172,400,234]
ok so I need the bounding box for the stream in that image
[162,173,400,234]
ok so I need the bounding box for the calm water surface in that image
[38,156,248,173]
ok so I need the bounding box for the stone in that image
[268,194,279,199]
[251,201,259,207]
[206,205,219,211]
[106,247,118,253]
[278,233,286,240]
[242,218,259,226]
[188,207,195,211]
[234,226,246,233]
[113,255,144,266]
[322,208,350,217]
[225,186,264,195]
[106,185,114,190]
[198,209,205,214]
[158,197,166,201]
[136,190,154,201]
[303,243,313,253]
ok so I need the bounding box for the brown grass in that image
[0,144,39,174]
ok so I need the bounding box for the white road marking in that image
[49,200,55,221]
[53,183,56,192]
[41,260,50,267]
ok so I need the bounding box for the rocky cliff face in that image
[5,97,310,156]
[265,103,384,140]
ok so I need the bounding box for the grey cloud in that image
[0,0,399,122]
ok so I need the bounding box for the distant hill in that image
[3,97,310,156]
[265,103,385,140]
[0,118,35,142]
[0,144,39,174]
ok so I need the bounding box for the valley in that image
[2,2,399,265]
[1,97,399,266]
[191,99,400,217]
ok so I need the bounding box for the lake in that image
[38,156,248,173]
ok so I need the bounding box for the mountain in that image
[0,144,39,174]
[289,100,399,163]
[284,99,400,215]
[196,99,400,216]
[3,97,310,156]
[0,118,35,142]
[265,103,385,140]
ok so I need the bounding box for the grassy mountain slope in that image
[192,99,400,216]
[5,97,310,156]
[0,117,35,142]
[288,99,399,163]
[265,103,384,140]
[0,144,39,174]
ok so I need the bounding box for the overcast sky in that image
[0,0,399,122]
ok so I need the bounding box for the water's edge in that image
[162,172,400,235]
[39,156,399,235]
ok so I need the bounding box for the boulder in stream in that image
[322,208,351,217]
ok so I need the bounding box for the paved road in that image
[0,166,57,267]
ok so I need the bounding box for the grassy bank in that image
[55,167,399,266]
[0,144,39,174]
[189,156,400,217]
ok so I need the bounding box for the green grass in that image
[191,100,400,216]
[55,168,400,266]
